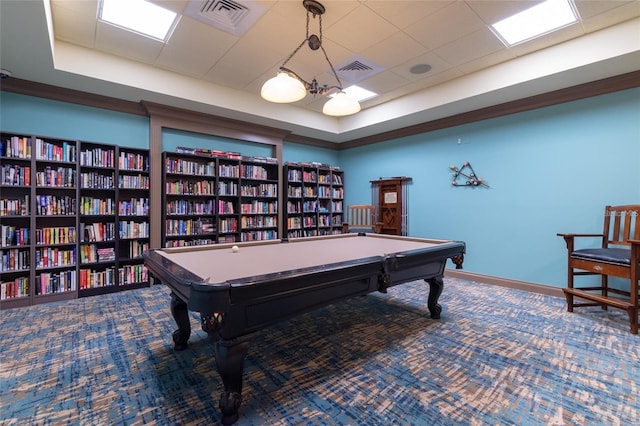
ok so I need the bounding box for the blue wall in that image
[0,92,148,148]
[339,89,640,286]
[3,89,638,287]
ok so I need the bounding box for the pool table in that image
[143,233,465,425]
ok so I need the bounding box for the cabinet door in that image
[376,178,408,236]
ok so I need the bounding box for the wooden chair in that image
[558,205,640,334]
[342,205,381,234]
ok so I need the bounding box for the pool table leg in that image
[170,292,191,351]
[425,276,444,319]
[212,336,251,426]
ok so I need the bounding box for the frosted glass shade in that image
[261,72,307,103]
[322,91,361,116]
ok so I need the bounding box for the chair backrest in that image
[343,205,377,232]
[603,205,640,247]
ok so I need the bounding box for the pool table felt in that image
[156,234,451,284]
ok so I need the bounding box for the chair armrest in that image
[556,233,604,238]
[557,233,605,252]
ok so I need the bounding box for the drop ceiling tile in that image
[361,32,426,70]
[404,1,487,50]
[391,51,454,82]
[434,28,505,67]
[364,1,453,29]
[325,4,400,52]
[156,18,238,77]
[51,3,97,48]
[95,21,164,63]
[580,1,640,32]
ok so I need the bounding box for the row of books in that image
[80,147,115,168]
[165,158,215,176]
[35,138,76,163]
[79,245,115,264]
[218,164,240,178]
[219,218,238,233]
[118,198,149,216]
[240,183,278,197]
[35,270,77,295]
[119,264,148,285]
[164,238,215,248]
[240,201,277,214]
[119,221,149,239]
[218,200,235,214]
[218,181,238,196]
[285,161,341,170]
[80,222,116,242]
[80,171,114,189]
[79,265,149,290]
[35,246,76,268]
[1,164,30,186]
[240,215,277,229]
[79,266,116,289]
[35,195,75,215]
[0,249,29,272]
[128,240,149,258]
[35,166,75,187]
[165,199,214,215]
[80,196,115,215]
[35,226,76,245]
[0,196,29,216]
[165,218,215,236]
[1,136,31,159]
[0,277,29,300]
[165,180,214,195]
[239,164,272,180]
[118,174,149,189]
[118,152,148,172]
[175,147,278,164]
[240,230,278,241]
[1,226,29,247]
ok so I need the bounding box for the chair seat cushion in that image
[571,248,631,266]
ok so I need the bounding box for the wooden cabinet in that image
[371,177,411,236]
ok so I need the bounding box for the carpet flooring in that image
[1,277,639,425]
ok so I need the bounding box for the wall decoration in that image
[450,162,489,188]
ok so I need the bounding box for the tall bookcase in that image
[283,162,344,238]
[0,132,150,310]
[161,150,279,247]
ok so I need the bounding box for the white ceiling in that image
[1,0,639,143]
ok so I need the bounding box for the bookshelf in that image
[0,133,33,308]
[116,147,150,290]
[0,132,151,309]
[33,136,78,305]
[283,162,344,238]
[161,149,279,247]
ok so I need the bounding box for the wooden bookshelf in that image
[0,132,151,309]
[161,150,279,247]
[283,162,344,238]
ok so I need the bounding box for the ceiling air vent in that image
[184,0,265,36]
[335,56,383,84]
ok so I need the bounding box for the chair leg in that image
[601,274,608,311]
[565,292,574,312]
[626,308,638,335]
[566,267,574,312]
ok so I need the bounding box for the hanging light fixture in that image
[261,0,361,116]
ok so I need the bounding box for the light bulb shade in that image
[322,91,361,116]
[261,72,307,103]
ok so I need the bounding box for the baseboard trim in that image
[445,269,565,298]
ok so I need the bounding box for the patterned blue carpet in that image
[1,277,639,425]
